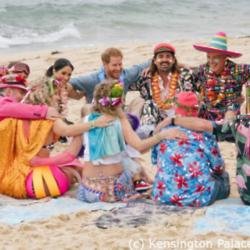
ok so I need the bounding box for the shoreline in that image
[0,36,249,83]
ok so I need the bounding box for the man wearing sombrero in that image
[189,32,250,122]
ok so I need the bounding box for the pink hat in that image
[175,91,199,117]
[0,73,28,91]
[154,42,176,55]
[193,32,242,58]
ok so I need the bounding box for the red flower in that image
[188,162,202,178]
[157,181,165,191]
[191,199,201,207]
[212,165,223,174]
[207,79,216,87]
[171,153,183,166]
[159,143,167,153]
[195,184,206,193]
[211,147,219,156]
[174,175,188,189]
[15,74,25,83]
[197,148,204,157]
[178,138,189,146]
[170,195,183,207]
[157,181,166,196]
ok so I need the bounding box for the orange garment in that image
[0,118,53,198]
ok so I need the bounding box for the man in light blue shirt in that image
[67,47,149,103]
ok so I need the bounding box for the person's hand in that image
[141,67,151,78]
[94,115,114,128]
[154,117,171,134]
[158,128,187,140]
[46,107,62,120]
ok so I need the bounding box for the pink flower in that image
[236,175,247,189]
[243,164,250,176]
[188,162,202,178]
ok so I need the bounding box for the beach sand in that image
[0,37,249,250]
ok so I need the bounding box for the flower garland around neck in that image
[205,60,237,107]
[151,72,179,110]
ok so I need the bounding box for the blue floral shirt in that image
[151,126,225,207]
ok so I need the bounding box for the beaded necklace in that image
[204,60,238,107]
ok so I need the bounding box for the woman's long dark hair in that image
[46,58,74,77]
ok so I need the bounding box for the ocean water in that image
[0,0,249,52]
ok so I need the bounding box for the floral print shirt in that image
[130,67,193,126]
[224,115,250,204]
[182,60,250,121]
[151,126,225,207]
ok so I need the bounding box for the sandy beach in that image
[0,37,249,250]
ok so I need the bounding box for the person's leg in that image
[240,176,250,205]
[210,172,230,204]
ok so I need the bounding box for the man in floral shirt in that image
[185,32,250,122]
[151,92,230,207]
[129,43,193,138]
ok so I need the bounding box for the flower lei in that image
[151,72,179,110]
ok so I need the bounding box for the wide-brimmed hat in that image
[154,42,176,55]
[193,32,242,58]
[175,91,199,117]
[0,74,28,91]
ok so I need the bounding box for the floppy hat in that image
[0,73,28,91]
[193,32,242,58]
[154,42,176,55]
[175,91,199,117]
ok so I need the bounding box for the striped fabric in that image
[210,32,227,50]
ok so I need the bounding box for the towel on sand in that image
[194,198,250,236]
[0,194,125,225]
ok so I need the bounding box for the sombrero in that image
[193,32,242,58]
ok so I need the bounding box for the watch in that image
[171,117,175,126]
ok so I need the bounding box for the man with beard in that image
[67,47,149,103]
[129,42,192,138]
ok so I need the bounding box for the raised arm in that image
[120,115,186,153]
[155,116,213,134]
[53,115,113,137]
[68,71,100,102]
[124,60,150,89]
[0,96,47,119]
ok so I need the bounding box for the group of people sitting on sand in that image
[0,32,249,207]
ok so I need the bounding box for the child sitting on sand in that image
[78,80,185,202]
